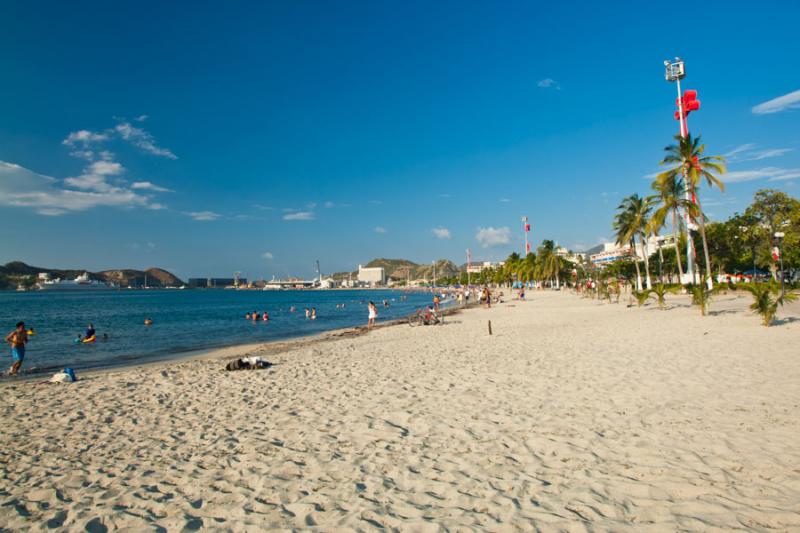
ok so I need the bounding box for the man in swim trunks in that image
[5,322,28,376]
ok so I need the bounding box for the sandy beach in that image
[2,290,800,531]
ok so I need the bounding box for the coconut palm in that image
[649,283,678,310]
[536,240,562,288]
[740,283,797,326]
[614,194,653,289]
[659,133,726,289]
[648,172,700,283]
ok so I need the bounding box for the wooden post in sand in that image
[488,320,492,335]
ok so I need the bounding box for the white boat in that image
[38,272,114,291]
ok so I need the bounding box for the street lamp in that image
[774,231,785,294]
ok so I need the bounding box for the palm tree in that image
[659,133,726,289]
[536,240,562,288]
[649,172,698,283]
[614,194,653,289]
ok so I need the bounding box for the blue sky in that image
[1,1,799,279]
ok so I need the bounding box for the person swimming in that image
[305,308,310,318]
[262,311,269,322]
[310,307,317,320]
[245,312,251,320]
[144,318,153,326]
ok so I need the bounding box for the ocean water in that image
[0,289,441,375]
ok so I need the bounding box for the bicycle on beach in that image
[407,308,444,327]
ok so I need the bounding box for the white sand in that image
[2,291,800,531]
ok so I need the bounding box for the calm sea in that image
[0,289,440,375]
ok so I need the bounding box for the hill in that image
[1,261,184,289]
[331,258,461,282]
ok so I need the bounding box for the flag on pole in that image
[525,223,530,232]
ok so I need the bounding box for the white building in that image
[590,235,677,266]
[357,265,385,286]
[466,261,505,274]
[556,247,586,263]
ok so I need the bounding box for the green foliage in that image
[689,283,717,316]
[632,289,651,307]
[740,283,798,326]
[649,283,678,309]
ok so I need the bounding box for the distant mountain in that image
[583,244,605,255]
[0,261,184,289]
[331,258,460,281]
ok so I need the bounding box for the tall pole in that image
[466,248,472,287]
[675,76,695,285]
[522,216,529,257]
[432,260,436,289]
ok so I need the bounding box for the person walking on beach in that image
[5,322,28,376]
[433,293,441,312]
[367,301,378,330]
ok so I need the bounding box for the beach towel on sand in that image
[225,356,272,371]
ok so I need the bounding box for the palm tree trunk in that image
[671,209,685,283]
[695,197,714,290]
[631,238,642,290]
[657,239,664,283]
[640,232,653,289]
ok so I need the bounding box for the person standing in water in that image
[5,322,28,376]
[367,301,378,330]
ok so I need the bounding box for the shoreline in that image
[2,300,472,384]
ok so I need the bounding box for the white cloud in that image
[769,171,800,182]
[135,114,149,122]
[324,201,335,208]
[537,78,560,90]
[368,200,383,205]
[752,89,800,115]
[62,130,109,146]
[374,226,387,234]
[253,204,274,210]
[0,160,155,215]
[475,226,511,248]
[722,166,800,183]
[432,227,451,239]
[186,211,220,221]
[63,160,125,192]
[282,211,314,221]
[262,252,274,260]
[744,148,793,161]
[115,122,177,159]
[131,181,173,192]
[724,143,756,157]
[499,198,511,203]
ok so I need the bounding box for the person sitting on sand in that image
[5,322,28,375]
[367,301,378,329]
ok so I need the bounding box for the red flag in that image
[525,223,530,232]
[526,242,531,253]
